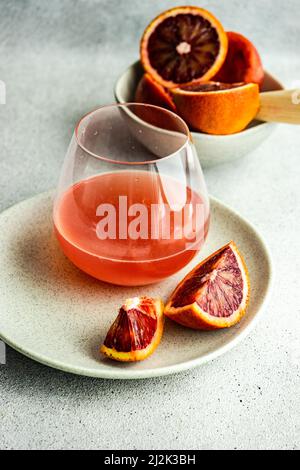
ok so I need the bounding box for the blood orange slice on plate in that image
[101,297,164,362]
[140,6,228,88]
[164,242,250,330]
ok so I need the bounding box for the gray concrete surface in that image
[0,0,299,450]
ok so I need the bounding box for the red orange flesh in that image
[140,6,228,88]
[101,297,164,362]
[164,241,250,330]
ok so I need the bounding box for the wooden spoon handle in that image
[257,89,300,124]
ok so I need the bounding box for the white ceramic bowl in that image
[114,61,283,167]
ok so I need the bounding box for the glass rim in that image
[74,102,191,166]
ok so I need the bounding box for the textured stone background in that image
[0,0,299,450]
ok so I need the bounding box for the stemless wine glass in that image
[53,103,210,286]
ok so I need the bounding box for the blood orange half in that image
[164,242,249,330]
[214,31,264,87]
[140,6,228,88]
[171,81,259,134]
[100,297,164,362]
[135,73,176,111]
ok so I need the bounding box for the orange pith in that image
[100,297,164,362]
[171,81,259,135]
[140,6,228,89]
[164,241,250,330]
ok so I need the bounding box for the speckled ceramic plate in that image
[0,191,272,379]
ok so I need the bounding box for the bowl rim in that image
[74,102,191,166]
[114,60,284,139]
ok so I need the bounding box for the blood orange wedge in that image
[214,31,264,87]
[100,297,164,362]
[171,81,259,134]
[135,73,176,111]
[140,6,228,89]
[164,242,249,330]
